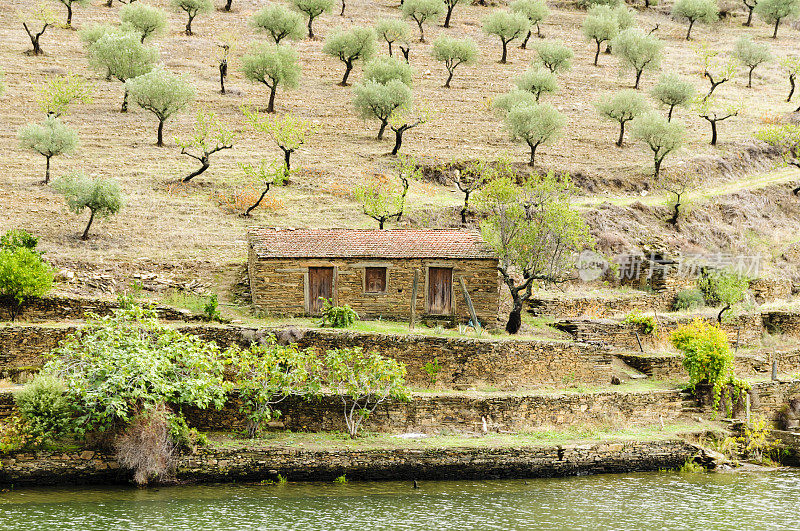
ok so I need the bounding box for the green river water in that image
[1,470,798,530]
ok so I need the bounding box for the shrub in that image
[611,28,663,89]
[0,230,39,253]
[630,111,683,179]
[18,116,78,184]
[52,172,125,241]
[0,247,54,321]
[126,67,196,146]
[241,43,301,114]
[203,293,222,321]
[431,36,477,88]
[120,3,168,42]
[595,89,649,147]
[323,347,410,438]
[697,270,748,322]
[251,4,305,44]
[14,374,73,445]
[533,41,573,73]
[673,289,706,311]
[650,74,695,121]
[515,68,558,101]
[170,0,213,35]
[504,102,565,167]
[671,0,718,40]
[483,10,530,63]
[402,0,445,43]
[322,26,377,86]
[622,310,657,334]
[114,404,177,485]
[363,56,414,86]
[320,298,359,327]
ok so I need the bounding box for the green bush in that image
[203,293,222,322]
[673,289,706,311]
[320,298,359,328]
[697,270,748,322]
[622,310,657,334]
[0,247,54,321]
[14,374,73,446]
[0,229,39,253]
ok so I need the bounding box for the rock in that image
[692,446,729,469]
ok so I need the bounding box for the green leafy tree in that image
[375,18,410,57]
[671,0,719,40]
[79,22,120,48]
[697,270,748,323]
[514,67,558,101]
[242,106,317,175]
[176,109,235,182]
[743,0,758,25]
[291,0,334,39]
[402,0,445,42]
[388,105,429,155]
[493,89,538,114]
[241,43,301,113]
[483,10,530,63]
[595,89,649,146]
[695,97,739,145]
[431,36,477,88]
[449,158,497,224]
[754,0,800,37]
[443,0,471,28]
[510,0,549,48]
[476,172,592,333]
[21,4,58,56]
[504,102,565,166]
[227,339,320,437]
[614,4,636,30]
[364,56,414,86]
[323,347,410,438]
[53,0,90,28]
[611,28,663,89]
[18,116,78,184]
[170,0,213,35]
[353,157,420,228]
[126,67,195,146]
[533,41,573,73]
[353,79,413,139]
[88,32,159,112]
[53,171,125,240]
[630,111,684,178]
[0,247,53,321]
[733,35,772,87]
[120,3,168,43]
[650,73,695,121]
[37,74,93,117]
[238,159,288,216]
[251,3,305,44]
[583,5,619,65]
[781,55,800,102]
[694,41,737,99]
[323,26,377,86]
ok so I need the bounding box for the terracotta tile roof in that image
[248,228,497,260]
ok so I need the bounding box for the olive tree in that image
[533,41,573,73]
[126,67,196,146]
[671,0,718,40]
[595,90,649,146]
[630,111,684,178]
[52,172,124,240]
[650,74,695,120]
[402,0,445,42]
[238,159,288,216]
[583,5,619,65]
[514,67,558,101]
[493,89,538,114]
[214,35,236,94]
[18,116,78,184]
[475,172,592,333]
[431,36,477,88]
[742,0,758,25]
[21,4,58,56]
[353,157,420,228]
[120,3,168,43]
[695,42,737,99]
[483,11,530,63]
[53,0,90,28]
[388,105,429,155]
[176,110,235,182]
[243,106,317,176]
[754,0,800,37]
[240,43,301,113]
[37,74,93,117]
[450,159,497,224]
[291,0,334,39]
[505,102,565,166]
[375,18,410,57]
[251,4,305,44]
[611,28,663,89]
[364,56,414,86]
[170,0,213,35]
[510,0,549,47]
[353,79,413,139]
[323,26,377,86]
[88,32,159,112]
[443,0,471,27]
[781,55,800,101]
[733,35,771,87]
[695,97,739,145]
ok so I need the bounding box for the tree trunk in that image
[634,69,643,89]
[219,60,227,94]
[717,303,730,324]
[185,14,194,35]
[400,46,410,62]
[340,61,353,86]
[267,85,277,113]
[66,3,73,28]
[444,4,454,27]
[24,24,44,56]
[105,0,113,6]
[500,40,508,63]
[391,128,404,155]
[773,18,780,38]
[788,75,795,102]
[654,156,662,179]
[667,198,681,226]
[388,41,393,56]
[307,16,315,39]
[686,19,694,40]
[157,119,165,146]
[520,30,532,49]
[340,0,345,15]
[506,297,523,334]
[709,119,717,145]
[377,120,387,140]
[461,191,470,224]
[121,88,128,112]
[81,209,95,240]
[45,156,51,184]
[444,69,454,88]
[616,121,626,147]
[378,218,385,229]
[183,159,210,182]
[747,67,754,88]
[283,148,292,174]
[744,6,753,26]
[668,104,675,121]
[225,0,233,11]
[528,142,537,166]
[417,20,425,42]
[244,184,271,216]
[594,40,601,66]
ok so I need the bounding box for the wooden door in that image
[427,267,452,315]
[308,267,334,314]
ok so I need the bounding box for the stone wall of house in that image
[4,295,200,323]
[0,439,697,486]
[180,388,684,434]
[248,254,501,328]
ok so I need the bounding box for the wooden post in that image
[410,269,419,330]
[459,276,480,332]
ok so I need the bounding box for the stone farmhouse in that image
[247,228,501,327]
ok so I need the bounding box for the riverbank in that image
[0,426,708,487]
